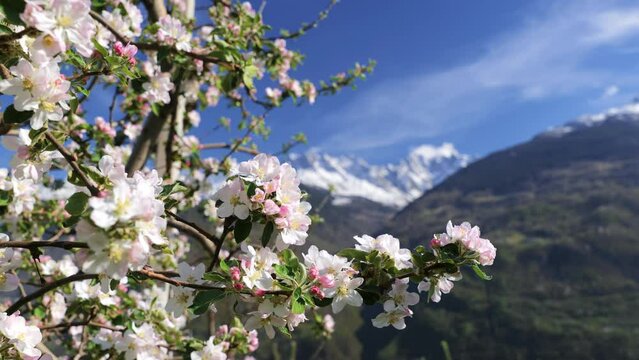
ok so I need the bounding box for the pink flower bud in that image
[113,41,124,56]
[216,325,229,336]
[233,282,244,290]
[254,289,266,297]
[308,266,319,280]
[310,285,324,299]
[229,266,241,282]
[318,275,334,289]
[430,238,441,248]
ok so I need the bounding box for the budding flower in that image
[430,238,441,248]
[310,285,324,299]
[230,266,241,282]
[233,282,244,291]
[113,41,138,65]
[318,275,335,289]
[308,266,319,280]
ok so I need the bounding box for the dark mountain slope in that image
[356,119,639,360]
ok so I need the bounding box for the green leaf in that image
[274,264,293,280]
[92,39,109,57]
[277,326,292,338]
[0,0,26,25]
[471,264,493,280]
[261,221,274,247]
[233,217,252,243]
[63,215,81,228]
[202,272,227,283]
[242,64,259,90]
[0,191,12,206]
[219,259,230,273]
[3,105,32,124]
[291,288,306,314]
[65,192,90,216]
[190,289,227,315]
[159,181,188,198]
[356,288,381,306]
[337,248,368,262]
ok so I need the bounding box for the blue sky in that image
[236,0,639,163]
[5,0,639,166]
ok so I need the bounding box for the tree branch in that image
[166,217,216,257]
[199,142,259,155]
[0,241,88,250]
[7,273,99,315]
[0,27,37,44]
[89,11,238,70]
[45,131,100,196]
[266,0,339,41]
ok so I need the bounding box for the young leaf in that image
[203,272,227,283]
[291,289,306,314]
[65,192,90,216]
[337,248,368,262]
[471,264,493,280]
[190,289,227,315]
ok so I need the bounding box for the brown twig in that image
[7,273,99,315]
[199,142,259,155]
[0,27,37,43]
[44,131,100,196]
[266,0,339,41]
[89,10,238,70]
[0,241,88,250]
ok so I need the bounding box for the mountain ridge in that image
[288,143,470,208]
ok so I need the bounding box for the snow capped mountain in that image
[288,143,470,208]
[543,102,639,137]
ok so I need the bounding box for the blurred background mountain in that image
[270,104,639,360]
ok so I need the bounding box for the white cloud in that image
[318,0,639,151]
[602,85,620,98]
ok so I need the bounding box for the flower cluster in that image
[215,154,312,249]
[303,245,364,313]
[80,155,167,280]
[0,312,43,358]
[192,321,259,360]
[0,58,71,130]
[0,234,20,292]
[22,0,96,57]
[419,221,497,302]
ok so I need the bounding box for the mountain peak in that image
[289,143,469,208]
[543,102,639,138]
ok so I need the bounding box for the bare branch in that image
[0,241,88,250]
[7,273,99,315]
[199,142,259,155]
[45,131,100,196]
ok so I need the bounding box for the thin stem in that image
[7,273,99,315]
[45,131,100,196]
[0,241,88,250]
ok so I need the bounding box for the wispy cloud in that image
[318,0,639,151]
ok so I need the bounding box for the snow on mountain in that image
[288,143,470,208]
[543,102,639,137]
